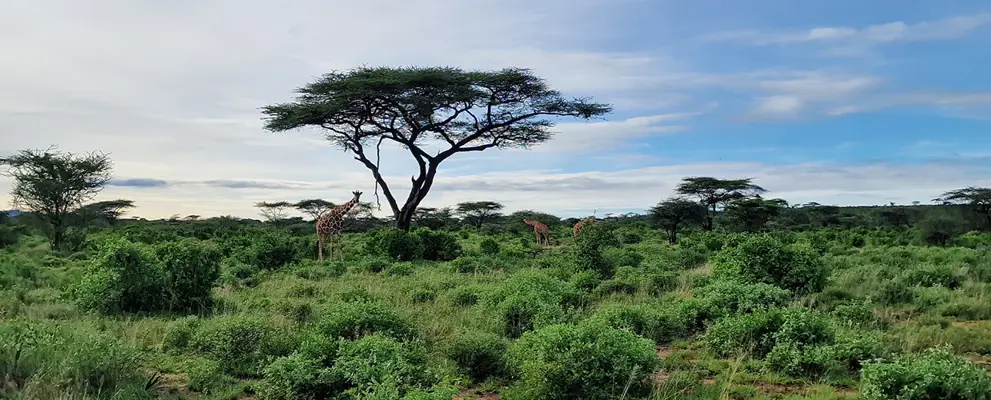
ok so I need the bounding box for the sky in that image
[1,0,990,220]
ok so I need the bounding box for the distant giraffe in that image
[573,216,596,241]
[573,209,598,242]
[315,191,362,261]
[523,218,550,246]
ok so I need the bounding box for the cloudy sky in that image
[2,0,990,220]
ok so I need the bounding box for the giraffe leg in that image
[317,235,324,262]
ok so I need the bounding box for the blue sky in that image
[0,0,989,219]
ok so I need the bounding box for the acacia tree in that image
[724,197,788,232]
[71,199,135,226]
[293,199,335,221]
[262,66,611,231]
[455,201,505,228]
[254,201,293,222]
[675,177,767,231]
[649,198,706,244]
[0,146,113,249]
[936,187,991,231]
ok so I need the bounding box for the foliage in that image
[861,346,991,399]
[675,176,767,231]
[441,331,509,383]
[455,201,505,228]
[315,301,419,341]
[413,228,461,261]
[73,237,165,314]
[649,197,706,244]
[0,146,113,249]
[153,238,222,312]
[506,322,658,400]
[261,66,611,230]
[710,233,827,294]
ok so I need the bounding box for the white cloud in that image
[532,113,699,153]
[751,96,804,117]
[700,11,991,46]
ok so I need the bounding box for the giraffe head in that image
[351,190,363,200]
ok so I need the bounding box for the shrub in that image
[74,238,165,314]
[413,228,461,261]
[572,223,612,278]
[244,231,303,270]
[154,238,222,312]
[445,285,482,307]
[185,358,225,394]
[316,301,418,341]
[705,309,784,357]
[710,234,827,294]
[410,288,436,303]
[919,218,960,246]
[591,303,690,344]
[497,293,566,338]
[901,263,962,289]
[331,334,436,396]
[0,319,149,397]
[507,322,658,400]
[367,228,424,261]
[384,261,415,277]
[441,331,508,383]
[355,256,392,273]
[0,225,21,249]
[861,346,991,400]
[257,353,344,400]
[163,316,201,352]
[190,316,285,377]
[479,238,500,256]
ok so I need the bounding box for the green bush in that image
[191,316,287,377]
[0,318,150,398]
[591,303,690,344]
[710,234,827,294]
[163,315,201,352]
[257,353,344,400]
[331,333,436,396]
[185,357,225,394]
[572,223,612,278]
[154,238,222,312]
[243,231,304,270]
[705,309,784,357]
[74,238,165,314]
[441,331,508,383]
[0,225,21,249]
[479,237,500,256]
[861,346,991,399]
[315,301,419,341]
[507,322,658,400]
[413,228,461,261]
[445,285,482,307]
[367,228,424,261]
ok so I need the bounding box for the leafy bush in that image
[479,237,500,256]
[163,315,201,352]
[572,223,612,278]
[191,316,287,377]
[257,353,344,400]
[861,346,991,399]
[185,357,225,394]
[0,318,150,397]
[506,322,658,400]
[331,333,437,397]
[315,301,419,341]
[244,231,304,270]
[445,285,482,307]
[591,303,690,344]
[154,238,222,312]
[705,309,784,357]
[441,331,508,383]
[367,228,424,261]
[0,225,21,248]
[710,234,827,294]
[413,228,461,261]
[74,238,165,314]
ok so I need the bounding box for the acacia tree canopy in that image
[649,198,706,244]
[455,201,505,228]
[261,66,611,230]
[936,187,991,231]
[675,176,767,231]
[254,201,293,222]
[0,146,113,249]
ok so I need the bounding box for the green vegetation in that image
[2,66,990,399]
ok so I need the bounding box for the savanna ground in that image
[2,206,991,400]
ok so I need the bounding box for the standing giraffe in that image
[573,209,598,241]
[523,219,550,246]
[316,191,362,261]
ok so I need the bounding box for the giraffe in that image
[523,219,550,246]
[573,209,598,242]
[316,190,362,261]
[573,216,596,241]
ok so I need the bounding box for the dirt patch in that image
[151,372,193,397]
[656,345,673,359]
[454,386,502,400]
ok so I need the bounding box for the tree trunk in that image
[667,228,678,244]
[393,163,439,231]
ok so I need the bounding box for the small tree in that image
[675,177,766,231]
[936,187,991,231]
[254,201,293,223]
[412,206,455,230]
[725,197,788,233]
[71,199,135,226]
[649,198,705,244]
[0,146,112,249]
[455,201,505,228]
[262,66,611,231]
[292,199,334,221]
